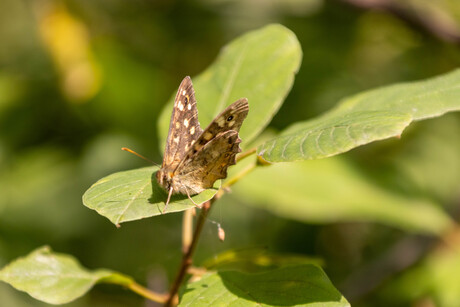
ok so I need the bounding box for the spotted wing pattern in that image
[173,96,248,193]
[177,98,248,168]
[161,76,203,172]
[175,130,241,193]
[157,76,249,209]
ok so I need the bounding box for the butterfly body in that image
[157,76,249,209]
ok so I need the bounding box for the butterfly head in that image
[156,169,173,190]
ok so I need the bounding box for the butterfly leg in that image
[163,186,174,214]
[184,186,202,209]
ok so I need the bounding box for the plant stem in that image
[165,200,215,306]
[222,162,257,190]
[128,281,168,303]
[165,155,262,306]
[182,209,194,253]
[236,147,257,162]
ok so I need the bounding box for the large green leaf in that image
[232,157,453,235]
[202,248,322,273]
[0,246,132,305]
[158,24,302,149]
[82,166,218,225]
[179,265,349,306]
[258,68,460,162]
[84,24,300,224]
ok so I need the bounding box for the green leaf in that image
[84,24,301,224]
[232,158,453,235]
[391,114,460,202]
[259,68,460,162]
[82,166,218,225]
[179,265,349,307]
[202,248,322,273]
[0,246,131,305]
[158,24,302,149]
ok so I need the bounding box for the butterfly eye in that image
[227,115,234,121]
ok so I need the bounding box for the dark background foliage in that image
[1,0,460,306]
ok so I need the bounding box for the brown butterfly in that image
[157,76,249,212]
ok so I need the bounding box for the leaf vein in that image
[281,136,294,159]
[86,180,144,201]
[115,181,151,225]
[345,125,355,144]
[266,139,277,157]
[314,130,326,155]
[299,131,311,157]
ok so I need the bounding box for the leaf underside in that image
[232,158,453,235]
[259,68,460,162]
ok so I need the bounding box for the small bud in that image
[218,225,225,242]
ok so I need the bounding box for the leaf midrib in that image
[213,42,248,118]
[115,181,151,224]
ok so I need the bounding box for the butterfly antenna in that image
[121,147,160,167]
[163,186,174,214]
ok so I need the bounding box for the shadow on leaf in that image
[218,265,343,306]
[149,171,191,213]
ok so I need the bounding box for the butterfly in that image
[157,76,249,212]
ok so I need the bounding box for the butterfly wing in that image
[175,130,241,193]
[173,98,249,193]
[199,98,249,142]
[161,76,203,171]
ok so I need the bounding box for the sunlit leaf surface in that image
[259,69,460,162]
[179,265,349,307]
[158,24,302,150]
[83,167,218,225]
[0,247,130,305]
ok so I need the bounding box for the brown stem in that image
[182,209,194,254]
[165,200,215,306]
[165,155,262,306]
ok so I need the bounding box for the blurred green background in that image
[1,0,460,306]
